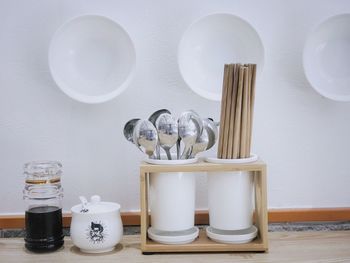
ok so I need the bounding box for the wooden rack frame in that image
[140,159,268,254]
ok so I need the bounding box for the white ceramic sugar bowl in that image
[70,195,123,253]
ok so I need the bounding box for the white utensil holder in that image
[144,157,198,234]
[149,171,196,231]
[140,158,268,254]
[208,171,253,230]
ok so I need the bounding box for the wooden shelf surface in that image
[142,228,267,253]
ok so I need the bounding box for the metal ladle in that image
[133,120,158,158]
[156,113,178,160]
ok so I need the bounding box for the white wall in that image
[1,0,350,214]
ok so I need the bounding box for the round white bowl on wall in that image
[144,157,199,245]
[49,15,136,104]
[178,13,264,101]
[303,14,350,101]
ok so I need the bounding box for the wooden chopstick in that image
[222,64,234,158]
[240,66,249,158]
[217,64,229,158]
[218,63,257,159]
[232,65,244,159]
[246,64,252,157]
[248,64,257,155]
[227,64,239,159]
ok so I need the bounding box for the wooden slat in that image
[140,169,149,251]
[143,229,266,252]
[258,167,269,249]
[140,159,267,173]
[1,208,350,229]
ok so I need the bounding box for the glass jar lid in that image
[24,161,62,184]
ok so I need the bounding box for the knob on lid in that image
[90,195,101,204]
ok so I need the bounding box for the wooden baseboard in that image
[268,208,350,222]
[195,208,350,224]
[1,208,349,229]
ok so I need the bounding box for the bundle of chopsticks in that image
[217,63,257,159]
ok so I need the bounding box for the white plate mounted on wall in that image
[49,15,136,104]
[303,14,350,101]
[178,13,264,101]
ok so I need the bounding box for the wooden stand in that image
[140,159,268,253]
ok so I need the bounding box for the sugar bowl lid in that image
[71,195,120,214]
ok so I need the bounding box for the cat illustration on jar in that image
[87,222,105,243]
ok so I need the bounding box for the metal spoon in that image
[188,118,218,158]
[156,113,178,160]
[133,120,158,158]
[187,110,203,135]
[124,118,146,154]
[123,118,141,143]
[176,110,203,159]
[203,118,218,151]
[148,109,171,159]
[178,111,201,159]
[188,122,209,158]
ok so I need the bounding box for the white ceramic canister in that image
[146,157,197,232]
[150,171,196,231]
[206,155,257,231]
[70,195,123,253]
[207,171,254,230]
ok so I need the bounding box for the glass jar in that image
[23,161,64,252]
